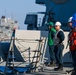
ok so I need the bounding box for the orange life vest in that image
[69,29,76,51]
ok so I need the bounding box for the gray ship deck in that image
[0,62,73,75]
[13,66,73,75]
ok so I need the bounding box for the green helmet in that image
[47,22,54,26]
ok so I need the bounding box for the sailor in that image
[69,13,76,74]
[54,21,65,71]
[68,17,73,28]
[47,22,56,66]
[66,17,73,49]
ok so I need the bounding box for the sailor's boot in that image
[48,61,56,66]
[54,65,63,71]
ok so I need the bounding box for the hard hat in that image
[72,13,76,28]
[47,22,54,26]
[68,17,73,22]
[55,21,61,26]
[72,13,76,21]
[72,21,76,28]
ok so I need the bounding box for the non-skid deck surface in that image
[13,67,72,75]
[0,62,73,75]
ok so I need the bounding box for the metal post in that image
[28,47,31,63]
[4,37,15,75]
[12,37,15,73]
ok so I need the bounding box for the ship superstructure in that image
[0,16,18,41]
[25,0,76,31]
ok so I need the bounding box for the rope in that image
[16,38,44,43]
[15,39,44,63]
[0,38,43,41]
[15,40,27,49]
[15,38,44,52]
[14,38,44,66]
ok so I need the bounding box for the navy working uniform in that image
[54,21,65,71]
[69,13,76,74]
[47,22,56,66]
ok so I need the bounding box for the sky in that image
[0,0,45,29]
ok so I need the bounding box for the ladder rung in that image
[8,58,15,60]
[7,62,14,64]
[26,56,40,58]
[32,61,39,63]
[9,51,14,52]
[32,50,40,52]
[33,56,40,58]
[44,58,48,60]
[8,56,16,59]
